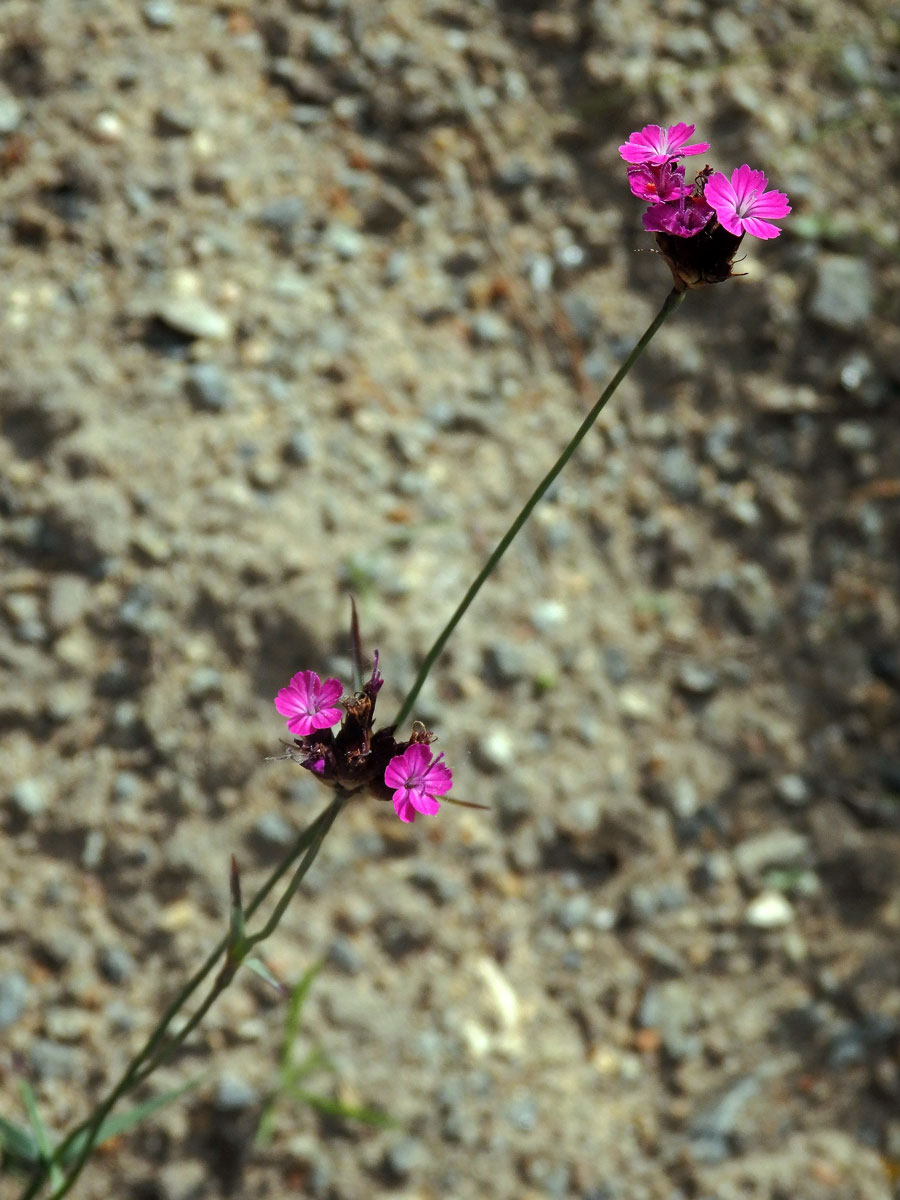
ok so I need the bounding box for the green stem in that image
[393,286,685,728]
[244,792,345,948]
[25,794,344,1200]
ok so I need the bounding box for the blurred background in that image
[1,1,899,1197]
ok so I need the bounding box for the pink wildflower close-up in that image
[618,122,710,165]
[626,161,689,205]
[274,670,343,737]
[384,743,453,824]
[704,165,792,240]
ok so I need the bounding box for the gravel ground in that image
[2,1,900,1198]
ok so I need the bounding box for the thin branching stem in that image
[22,794,345,1200]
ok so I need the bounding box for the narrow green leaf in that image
[254,1098,278,1148]
[292,1089,398,1129]
[0,1113,40,1166]
[282,1048,331,1088]
[283,961,324,1053]
[244,956,287,995]
[62,1077,204,1163]
[20,1083,64,1189]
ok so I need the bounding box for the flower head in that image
[619,123,791,289]
[618,122,710,166]
[704,164,791,240]
[274,670,343,737]
[384,742,453,824]
[273,644,457,825]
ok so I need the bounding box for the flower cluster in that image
[618,122,791,290]
[274,658,452,824]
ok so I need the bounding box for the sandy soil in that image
[1,1,899,1198]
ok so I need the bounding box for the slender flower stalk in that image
[392,285,685,730]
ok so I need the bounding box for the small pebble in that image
[553,894,592,932]
[185,362,232,411]
[47,574,90,632]
[775,773,809,807]
[307,25,346,61]
[154,106,197,136]
[0,91,23,134]
[98,945,136,984]
[157,297,231,342]
[505,1093,539,1132]
[835,420,874,452]
[745,891,794,928]
[214,1074,259,1113]
[29,1040,80,1081]
[327,937,363,975]
[676,662,718,696]
[82,830,105,870]
[733,830,808,883]
[325,223,364,260]
[187,667,223,700]
[483,642,527,687]
[44,1008,90,1043]
[143,0,176,28]
[0,972,29,1030]
[10,777,49,818]
[383,1137,426,1181]
[470,312,510,346]
[530,600,567,633]
[91,111,124,143]
[284,430,314,466]
[659,446,700,500]
[474,729,515,772]
[253,812,294,849]
[555,242,585,269]
[248,456,283,490]
[808,255,873,332]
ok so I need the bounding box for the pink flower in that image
[704,165,791,240]
[384,743,453,824]
[642,196,713,237]
[618,122,710,166]
[274,670,343,737]
[626,161,690,204]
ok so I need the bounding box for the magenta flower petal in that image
[627,161,689,204]
[392,793,420,824]
[705,165,791,240]
[740,215,784,241]
[384,743,452,824]
[274,670,343,737]
[618,122,710,165]
[642,198,713,237]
